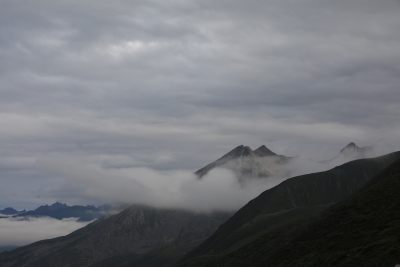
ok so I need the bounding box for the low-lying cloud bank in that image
[36,151,373,213]
[0,217,90,246]
[40,159,267,212]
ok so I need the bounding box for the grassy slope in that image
[183,156,400,267]
[178,152,400,267]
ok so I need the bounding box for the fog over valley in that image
[0,217,90,246]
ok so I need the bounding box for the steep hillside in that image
[0,206,230,267]
[178,152,400,266]
[189,155,400,267]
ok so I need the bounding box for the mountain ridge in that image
[14,202,114,222]
[340,142,372,156]
[193,154,400,266]
[177,151,400,266]
[0,207,21,216]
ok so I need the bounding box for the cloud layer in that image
[0,217,90,246]
[33,152,366,213]
[0,0,399,208]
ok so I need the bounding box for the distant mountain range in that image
[16,202,114,222]
[0,207,22,216]
[0,203,115,222]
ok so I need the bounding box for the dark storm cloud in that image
[0,0,399,208]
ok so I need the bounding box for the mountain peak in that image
[222,145,253,159]
[195,145,255,177]
[343,141,358,148]
[253,145,277,157]
[340,142,362,153]
[338,142,373,159]
[50,202,68,208]
[195,145,290,178]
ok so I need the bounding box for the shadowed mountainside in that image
[239,155,400,266]
[177,151,400,266]
[0,206,230,267]
[180,154,400,267]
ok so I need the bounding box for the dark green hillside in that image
[178,152,400,266]
[249,154,400,266]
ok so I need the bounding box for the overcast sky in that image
[0,0,399,209]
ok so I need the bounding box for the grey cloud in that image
[0,0,399,208]
[32,155,332,212]
[30,148,375,213]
